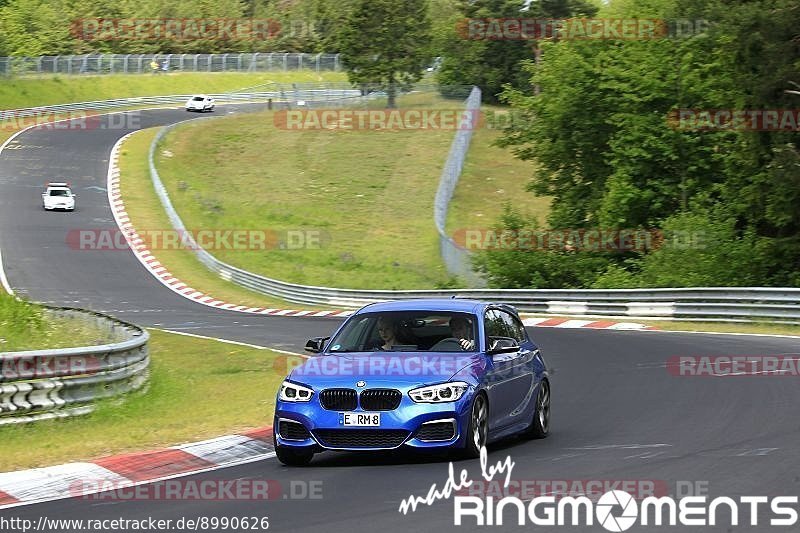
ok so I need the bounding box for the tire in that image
[523,380,550,439]
[273,433,314,466]
[461,393,488,459]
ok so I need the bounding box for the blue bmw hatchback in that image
[273,299,550,465]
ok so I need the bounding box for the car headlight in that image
[279,380,314,402]
[409,381,469,403]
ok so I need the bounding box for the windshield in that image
[49,189,70,196]
[192,96,205,101]
[328,311,478,353]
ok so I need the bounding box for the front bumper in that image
[275,393,473,451]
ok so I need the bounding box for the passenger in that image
[374,316,401,350]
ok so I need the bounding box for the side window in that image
[483,309,509,349]
[497,310,527,343]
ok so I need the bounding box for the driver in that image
[449,316,476,350]
[430,316,476,351]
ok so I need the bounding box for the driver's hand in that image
[459,338,475,350]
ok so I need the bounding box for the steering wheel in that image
[431,338,465,351]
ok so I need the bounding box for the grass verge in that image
[118,128,333,310]
[0,72,346,111]
[446,110,550,236]
[0,71,347,145]
[638,320,800,336]
[154,93,459,289]
[0,329,293,472]
[0,293,112,352]
[524,314,800,336]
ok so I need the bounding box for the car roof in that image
[355,298,492,315]
[47,182,69,188]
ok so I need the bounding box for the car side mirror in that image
[304,337,329,353]
[487,337,519,355]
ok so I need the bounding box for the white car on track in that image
[186,95,215,112]
[42,182,75,211]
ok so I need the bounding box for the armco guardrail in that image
[0,307,149,425]
[145,120,800,323]
[0,84,366,120]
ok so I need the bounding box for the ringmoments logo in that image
[453,492,800,528]
[396,448,799,529]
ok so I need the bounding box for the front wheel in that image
[273,433,314,466]
[461,393,488,459]
[523,380,550,439]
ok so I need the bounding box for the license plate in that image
[339,412,380,426]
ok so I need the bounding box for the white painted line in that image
[151,328,307,357]
[0,246,12,296]
[0,123,43,296]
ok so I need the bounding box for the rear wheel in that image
[524,380,550,439]
[273,433,314,466]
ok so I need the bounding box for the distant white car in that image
[186,95,215,112]
[42,183,75,211]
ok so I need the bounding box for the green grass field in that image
[0,329,293,471]
[155,93,459,289]
[0,293,112,351]
[118,128,327,309]
[150,96,553,290]
[446,116,550,236]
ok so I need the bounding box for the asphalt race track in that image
[0,106,336,352]
[1,109,799,532]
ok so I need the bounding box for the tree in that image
[337,0,432,108]
[477,0,800,289]
[436,0,598,102]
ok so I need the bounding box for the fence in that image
[434,86,483,286]
[0,53,341,76]
[0,307,150,425]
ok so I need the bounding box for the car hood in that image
[287,352,485,388]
